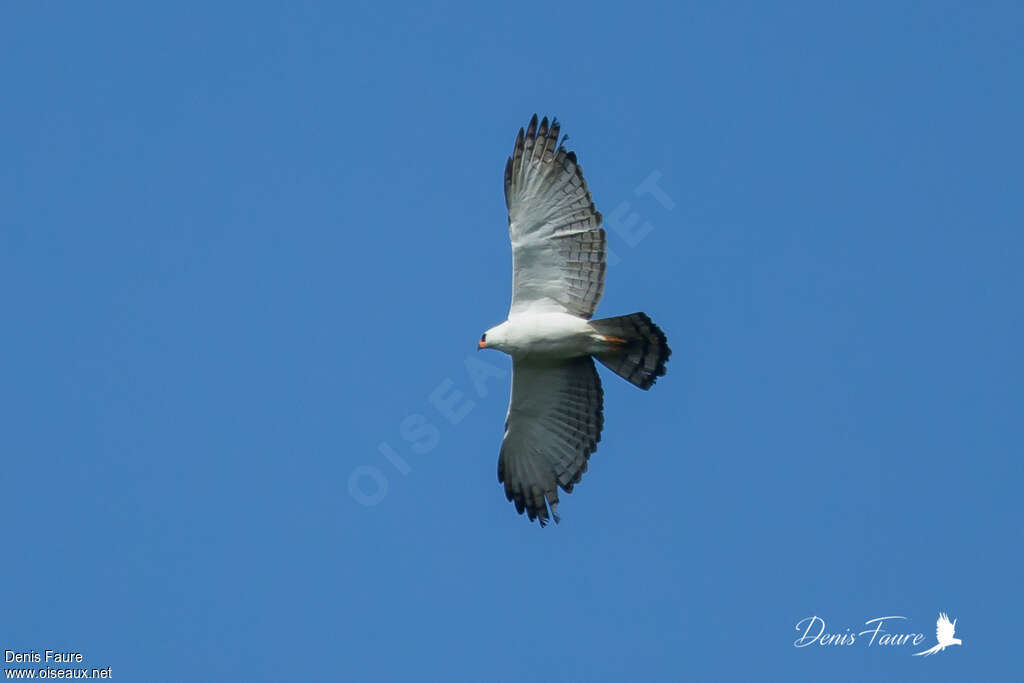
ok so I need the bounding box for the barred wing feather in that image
[504,115,606,318]
[497,356,604,526]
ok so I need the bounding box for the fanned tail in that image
[591,312,670,390]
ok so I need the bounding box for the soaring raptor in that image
[479,115,671,526]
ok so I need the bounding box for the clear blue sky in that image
[2,2,1021,681]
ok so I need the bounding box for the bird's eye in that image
[481,334,487,342]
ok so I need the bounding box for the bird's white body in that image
[484,312,600,359]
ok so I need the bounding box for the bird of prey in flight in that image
[478,114,671,526]
[913,613,962,656]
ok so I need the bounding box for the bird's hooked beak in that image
[478,339,486,350]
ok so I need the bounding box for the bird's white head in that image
[478,321,510,352]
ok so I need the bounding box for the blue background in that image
[2,2,1021,681]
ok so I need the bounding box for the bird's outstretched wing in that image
[497,356,603,526]
[504,114,605,319]
[937,613,956,644]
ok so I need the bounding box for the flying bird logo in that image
[478,115,671,526]
[913,613,962,657]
